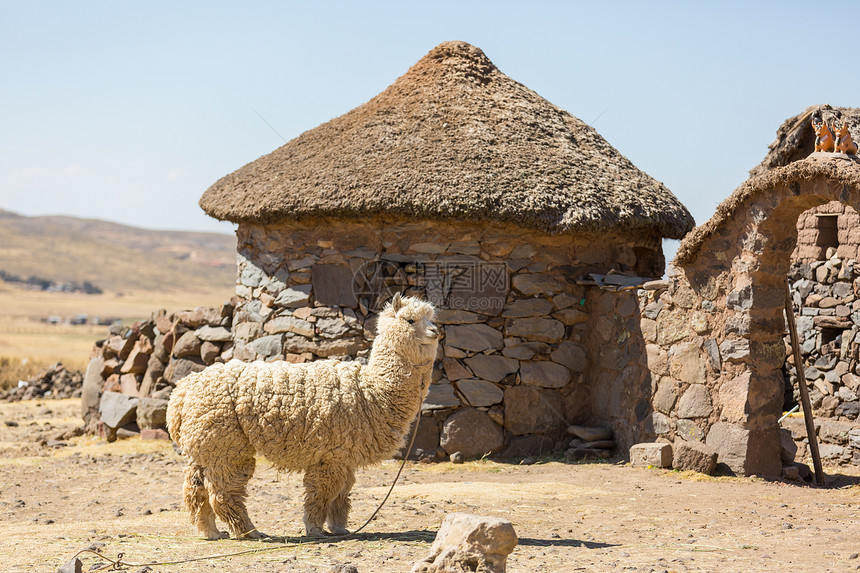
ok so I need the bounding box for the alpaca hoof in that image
[241,529,268,540]
[329,526,350,536]
[305,526,328,538]
[206,530,229,540]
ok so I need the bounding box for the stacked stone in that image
[786,257,860,419]
[92,301,235,400]
[230,219,664,460]
[782,257,860,465]
[635,273,728,465]
[1,363,83,401]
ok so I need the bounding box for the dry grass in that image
[0,356,45,392]
[0,283,233,390]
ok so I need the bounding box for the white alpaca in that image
[166,294,438,539]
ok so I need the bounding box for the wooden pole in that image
[784,280,825,486]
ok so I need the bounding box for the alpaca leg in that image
[183,463,227,540]
[326,468,356,535]
[302,464,351,537]
[205,457,264,539]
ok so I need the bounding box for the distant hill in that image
[0,209,236,294]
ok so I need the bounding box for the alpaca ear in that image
[391,292,403,312]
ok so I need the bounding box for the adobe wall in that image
[229,217,664,459]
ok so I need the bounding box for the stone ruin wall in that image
[228,217,664,460]
[641,192,860,476]
[783,201,860,464]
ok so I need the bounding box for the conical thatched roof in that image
[201,41,694,238]
[750,104,860,177]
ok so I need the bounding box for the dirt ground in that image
[1,399,859,573]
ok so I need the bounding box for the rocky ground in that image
[2,398,859,573]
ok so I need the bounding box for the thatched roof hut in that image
[201,41,693,239]
[750,104,860,177]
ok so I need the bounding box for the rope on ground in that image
[74,413,424,571]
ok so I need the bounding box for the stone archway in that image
[650,154,860,476]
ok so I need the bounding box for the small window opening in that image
[814,214,839,257]
[820,327,842,354]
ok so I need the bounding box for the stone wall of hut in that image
[229,218,665,459]
[782,202,860,464]
[641,190,860,477]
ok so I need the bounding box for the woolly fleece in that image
[166,294,439,539]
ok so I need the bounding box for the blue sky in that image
[2,1,858,244]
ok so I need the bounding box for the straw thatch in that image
[675,154,860,265]
[200,41,693,238]
[750,105,860,177]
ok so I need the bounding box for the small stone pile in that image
[564,424,615,459]
[1,363,83,401]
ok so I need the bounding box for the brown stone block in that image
[141,428,170,440]
[120,373,140,396]
[102,375,121,393]
[101,358,120,378]
[154,310,173,335]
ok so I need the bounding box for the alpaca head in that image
[376,293,439,364]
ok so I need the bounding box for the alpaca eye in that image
[406,318,415,324]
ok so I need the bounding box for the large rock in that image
[629,442,672,468]
[315,317,352,339]
[139,355,166,397]
[172,331,203,359]
[273,285,313,308]
[396,415,441,461]
[501,299,552,318]
[81,355,105,431]
[653,378,680,414]
[719,339,750,362]
[442,358,472,381]
[567,425,612,442]
[704,422,771,475]
[423,383,461,410]
[440,408,504,459]
[164,357,206,384]
[250,334,284,357]
[503,385,563,435]
[550,342,587,372]
[445,324,504,353]
[411,513,518,573]
[504,317,564,343]
[136,398,169,430]
[175,307,222,327]
[780,428,798,464]
[676,384,713,418]
[283,335,366,358]
[512,273,564,296]
[672,440,717,474]
[121,339,151,374]
[520,361,570,389]
[196,325,233,342]
[456,379,504,407]
[464,355,519,382]
[669,342,706,384]
[99,391,139,437]
[264,315,314,337]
